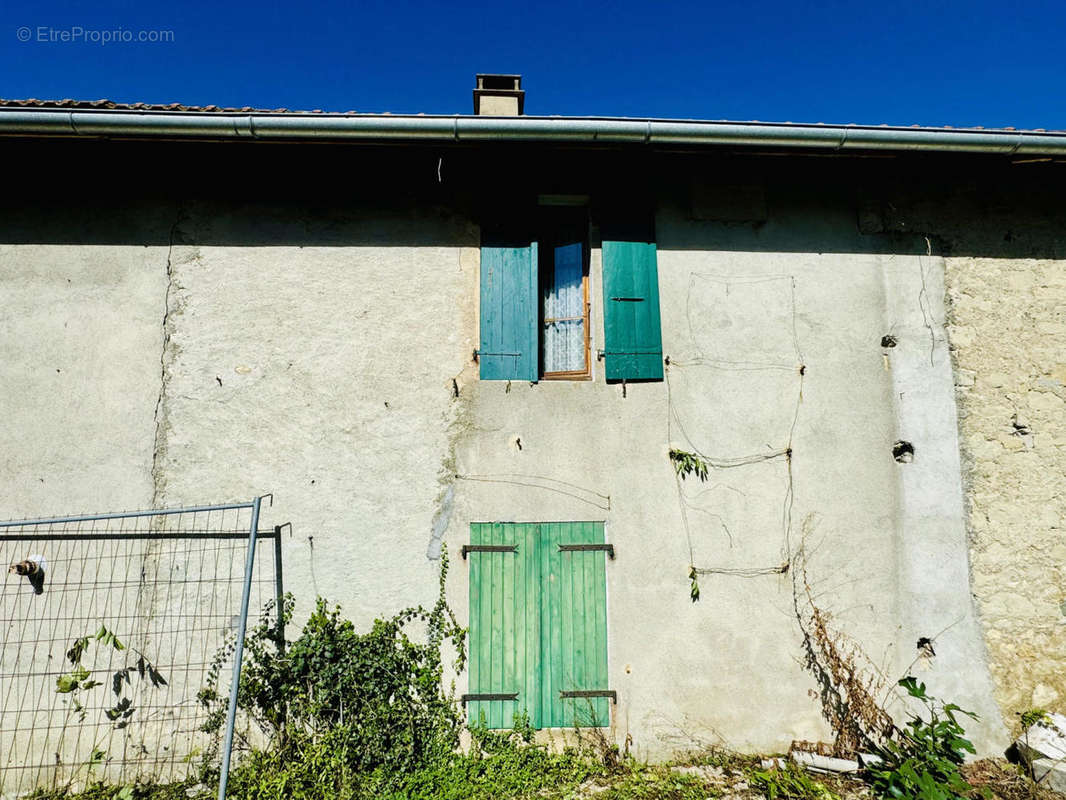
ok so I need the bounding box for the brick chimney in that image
[473,74,524,116]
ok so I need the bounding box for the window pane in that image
[543,242,585,373]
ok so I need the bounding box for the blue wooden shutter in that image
[479,238,538,381]
[601,221,663,381]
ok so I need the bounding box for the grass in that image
[28,755,1060,800]
[23,747,842,800]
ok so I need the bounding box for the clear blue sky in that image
[2,0,1063,129]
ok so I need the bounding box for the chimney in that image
[473,74,524,116]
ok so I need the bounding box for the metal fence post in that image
[217,495,263,800]
[273,525,285,653]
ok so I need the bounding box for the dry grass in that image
[962,758,1061,800]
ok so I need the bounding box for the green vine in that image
[56,625,167,728]
[670,449,709,482]
[199,548,468,793]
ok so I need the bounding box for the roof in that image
[0,97,1055,132]
[2,98,1066,156]
[0,98,340,114]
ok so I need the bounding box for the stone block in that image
[1031,758,1066,794]
[1015,713,1066,765]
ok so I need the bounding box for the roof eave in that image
[3,108,1066,155]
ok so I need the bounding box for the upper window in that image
[478,204,662,384]
[540,211,590,379]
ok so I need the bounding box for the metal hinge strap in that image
[558,543,615,559]
[462,544,518,559]
[461,692,519,704]
[560,689,617,703]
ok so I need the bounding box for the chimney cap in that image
[473,74,524,115]
[476,74,522,86]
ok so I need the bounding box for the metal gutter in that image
[3,108,1066,155]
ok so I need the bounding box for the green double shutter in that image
[601,221,663,381]
[467,522,609,729]
[479,239,539,381]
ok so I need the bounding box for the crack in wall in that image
[150,206,187,508]
[427,242,479,560]
[135,205,191,658]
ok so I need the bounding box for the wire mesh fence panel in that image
[0,504,280,797]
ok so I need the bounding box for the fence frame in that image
[0,496,279,800]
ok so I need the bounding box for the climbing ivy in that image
[200,549,468,793]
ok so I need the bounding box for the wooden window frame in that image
[539,212,592,381]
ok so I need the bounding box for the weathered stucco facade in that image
[849,179,1066,729]
[1,130,1063,775]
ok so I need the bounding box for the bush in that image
[866,677,977,800]
[200,550,468,797]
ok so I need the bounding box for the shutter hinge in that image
[609,297,645,302]
[462,544,518,559]
[560,689,617,703]
[462,692,519,704]
[558,543,615,559]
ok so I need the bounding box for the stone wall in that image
[946,255,1066,723]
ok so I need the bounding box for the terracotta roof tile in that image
[0,97,333,114]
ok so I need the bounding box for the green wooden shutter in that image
[601,222,663,381]
[468,522,540,729]
[479,239,539,381]
[468,522,608,729]
[540,522,609,727]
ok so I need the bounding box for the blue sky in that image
[2,0,1063,129]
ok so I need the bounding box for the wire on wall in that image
[668,273,805,590]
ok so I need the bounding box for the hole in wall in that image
[1011,414,1032,436]
[893,441,914,463]
[916,637,936,658]
[881,335,898,348]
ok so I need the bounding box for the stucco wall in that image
[0,242,164,515]
[446,189,1005,758]
[0,236,169,791]
[3,147,1042,778]
[152,203,479,623]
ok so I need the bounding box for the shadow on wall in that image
[0,139,1064,262]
